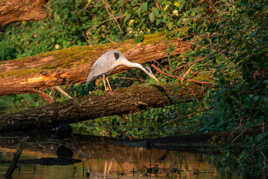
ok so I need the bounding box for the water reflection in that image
[0,136,241,179]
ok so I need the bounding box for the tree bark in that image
[0,0,47,26]
[0,83,205,132]
[0,34,192,97]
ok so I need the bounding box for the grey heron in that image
[86,49,159,91]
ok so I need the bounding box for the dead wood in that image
[0,83,205,133]
[0,33,192,97]
[4,137,29,178]
[151,64,214,86]
[0,0,47,26]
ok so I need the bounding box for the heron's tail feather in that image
[86,73,96,85]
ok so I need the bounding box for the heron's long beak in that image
[146,71,159,82]
[141,66,159,82]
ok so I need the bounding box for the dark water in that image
[0,136,241,179]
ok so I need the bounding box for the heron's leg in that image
[102,75,108,91]
[105,77,112,91]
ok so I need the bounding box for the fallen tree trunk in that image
[0,0,47,26]
[0,83,205,132]
[0,33,192,97]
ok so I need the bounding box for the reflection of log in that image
[0,34,192,97]
[0,135,216,177]
[5,137,28,178]
[0,134,216,162]
[0,84,204,132]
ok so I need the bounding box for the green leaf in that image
[167,22,174,30]
[135,34,144,43]
[149,12,155,23]
[124,13,131,24]
[141,2,148,12]
[152,7,159,17]
[137,7,141,16]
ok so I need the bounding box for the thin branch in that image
[261,151,268,162]
[151,64,180,79]
[5,137,29,178]
[161,112,196,127]
[85,14,125,35]
[151,64,214,86]
[54,86,73,100]
[187,79,214,85]
[101,0,122,32]
[117,76,142,81]
[28,88,54,104]
[181,64,194,83]
[231,127,248,143]
[181,57,206,83]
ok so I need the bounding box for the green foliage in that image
[0,94,46,114]
[0,0,204,59]
[0,39,17,60]
[190,0,268,177]
[72,101,203,139]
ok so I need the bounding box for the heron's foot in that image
[108,86,113,92]
[105,88,113,93]
[104,88,114,96]
[104,85,113,92]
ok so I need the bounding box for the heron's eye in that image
[114,52,120,60]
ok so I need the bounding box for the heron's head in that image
[112,50,129,63]
[114,51,120,60]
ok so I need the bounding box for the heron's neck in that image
[121,60,159,82]
[121,60,143,69]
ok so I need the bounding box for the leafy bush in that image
[1,0,203,59]
[0,40,17,60]
[192,0,268,177]
[72,101,203,139]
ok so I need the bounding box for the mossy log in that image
[0,83,205,132]
[0,0,47,26]
[0,33,192,97]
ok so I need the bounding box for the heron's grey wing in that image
[86,52,116,83]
